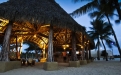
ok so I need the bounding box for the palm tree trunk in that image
[71,31,77,61]
[0,21,13,61]
[81,47,84,60]
[106,14,121,61]
[97,38,100,60]
[100,37,108,61]
[89,45,91,59]
[47,24,53,62]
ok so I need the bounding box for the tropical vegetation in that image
[71,0,121,60]
[87,18,116,61]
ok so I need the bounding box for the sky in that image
[55,0,121,55]
[0,0,121,55]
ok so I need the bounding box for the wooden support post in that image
[47,24,53,62]
[89,45,91,60]
[16,36,18,60]
[0,21,13,61]
[71,31,77,61]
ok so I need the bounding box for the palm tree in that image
[71,0,121,59]
[0,21,13,61]
[87,18,115,61]
[96,38,101,60]
[101,0,121,20]
[88,1,121,60]
[72,0,121,19]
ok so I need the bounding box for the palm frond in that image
[115,19,120,24]
[105,39,116,49]
[89,11,106,19]
[70,0,98,17]
[88,11,100,18]
[87,18,114,49]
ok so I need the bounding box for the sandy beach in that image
[0,60,121,75]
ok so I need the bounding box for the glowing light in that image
[41,24,50,27]
[18,37,23,42]
[0,18,9,23]
[0,18,9,33]
[77,44,83,49]
[62,44,69,50]
[33,34,36,38]
[76,51,79,54]
[81,46,83,48]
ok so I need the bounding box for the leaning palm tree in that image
[87,18,115,61]
[71,0,121,59]
[88,2,121,60]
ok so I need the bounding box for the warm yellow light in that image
[33,34,36,38]
[63,47,66,50]
[0,18,9,23]
[77,44,83,48]
[81,46,83,48]
[18,37,23,42]
[40,41,44,48]
[66,44,69,47]
[0,18,9,33]
[41,24,50,27]
[62,44,69,50]
[40,41,44,44]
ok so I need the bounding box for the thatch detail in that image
[0,0,82,31]
[0,0,95,48]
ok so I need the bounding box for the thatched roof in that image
[0,0,82,31]
[0,0,95,49]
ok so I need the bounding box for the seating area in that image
[21,58,35,66]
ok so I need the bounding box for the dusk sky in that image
[0,0,121,55]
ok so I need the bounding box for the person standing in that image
[62,51,67,62]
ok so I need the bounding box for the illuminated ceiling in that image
[0,18,94,50]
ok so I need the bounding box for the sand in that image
[0,60,121,75]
